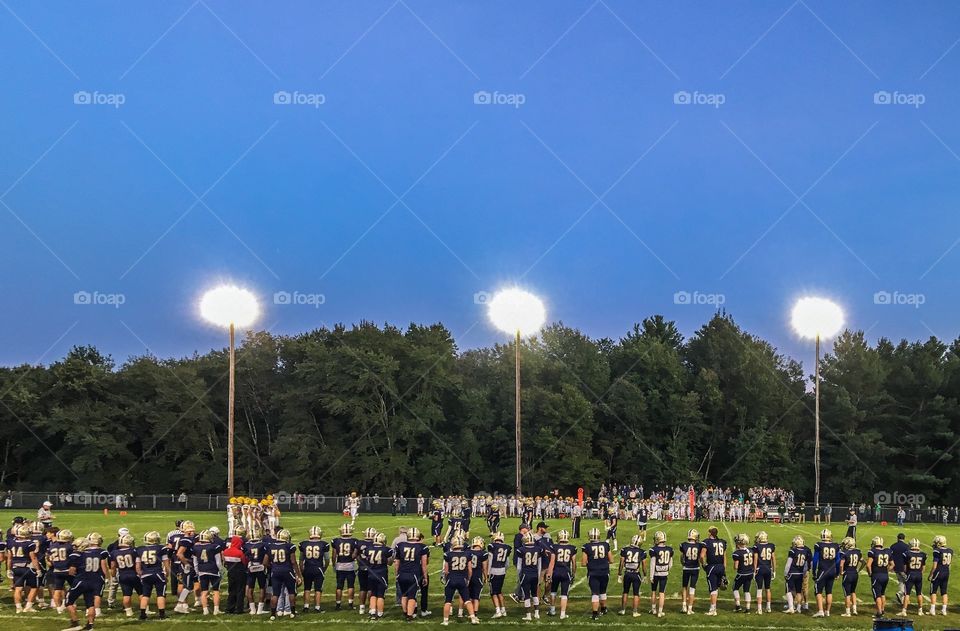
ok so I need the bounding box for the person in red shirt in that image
[223,528,248,614]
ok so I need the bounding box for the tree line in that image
[0,313,956,503]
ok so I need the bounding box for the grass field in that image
[1,509,957,630]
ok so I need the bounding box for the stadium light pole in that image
[487,288,546,498]
[200,285,260,498]
[791,296,844,513]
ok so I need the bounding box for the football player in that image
[174,520,199,614]
[193,530,224,615]
[356,527,377,614]
[679,528,703,614]
[605,513,619,552]
[785,535,810,614]
[486,531,511,618]
[617,534,647,617]
[467,537,488,617]
[546,529,576,619]
[9,523,40,612]
[431,502,444,546]
[63,533,108,631]
[813,528,839,617]
[838,536,862,616]
[266,529,302,619]
[487,504,501,535]
[136,530,170,620]
[47,528,74,614]
[243,527,269,614]
[332,523,359,610]
[299,526,330,613]
[929,535,952,615]
[753,530,776,614]
[699,527,727,616]
[109,533,141,617]
[363,532,393,619]
[395,527,430,620]
[648,530,673,618]
[104,527,129,608]
[731,533,754,613]
[442,536,478,625]
[582,527,613,620]
[866,535,894,618]
[517,531,547,620]
[899,538,926,617]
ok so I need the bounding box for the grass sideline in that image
[1,509,957,630]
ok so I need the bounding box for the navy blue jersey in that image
[702,538,727,565]
[680,541,703,569]
[32,535,49,566]
[47,541,73,572]
[8,538,37,568]
[814,542,840,574]
[331,537,359,564]
[243,540,267,571]
[551,543,577,576]
[788,547,811,575]
[753,542,775,568]
[487,542,511,570]
[193,541,223,575]
[904,549,926,574]
[518,543,546,576]
[933,547,953,574]
[110,547,138,579]
[266,540,296,573]
[582,541,611,574]
[356,540,374,570]
[840,548,862,574]
[868,547,892,575]
[363,543,393,572]
[176,534,196,562]
[620,545,646,573]
[469,548,488,576]
[649,545,673,575]
[448,517,467,534]
[395,541,426,574]
[78,548,109,580]
[444,549,471,580]
[136,544,168,575]
[299,540,329,572]
[732,548,755,575]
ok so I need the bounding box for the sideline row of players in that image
[4,516,955,628]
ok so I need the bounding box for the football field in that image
[3,509,958,630]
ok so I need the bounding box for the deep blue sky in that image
[1,1,959,369]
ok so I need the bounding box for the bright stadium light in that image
[199,285,260,329]
[790,296,845,517]
[791,296,844,340]
[199,284,260,499]
[487,288,546,498]
[488,288,546,337]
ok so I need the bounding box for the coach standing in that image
[571,504,582,539]
[223,531,247,614]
